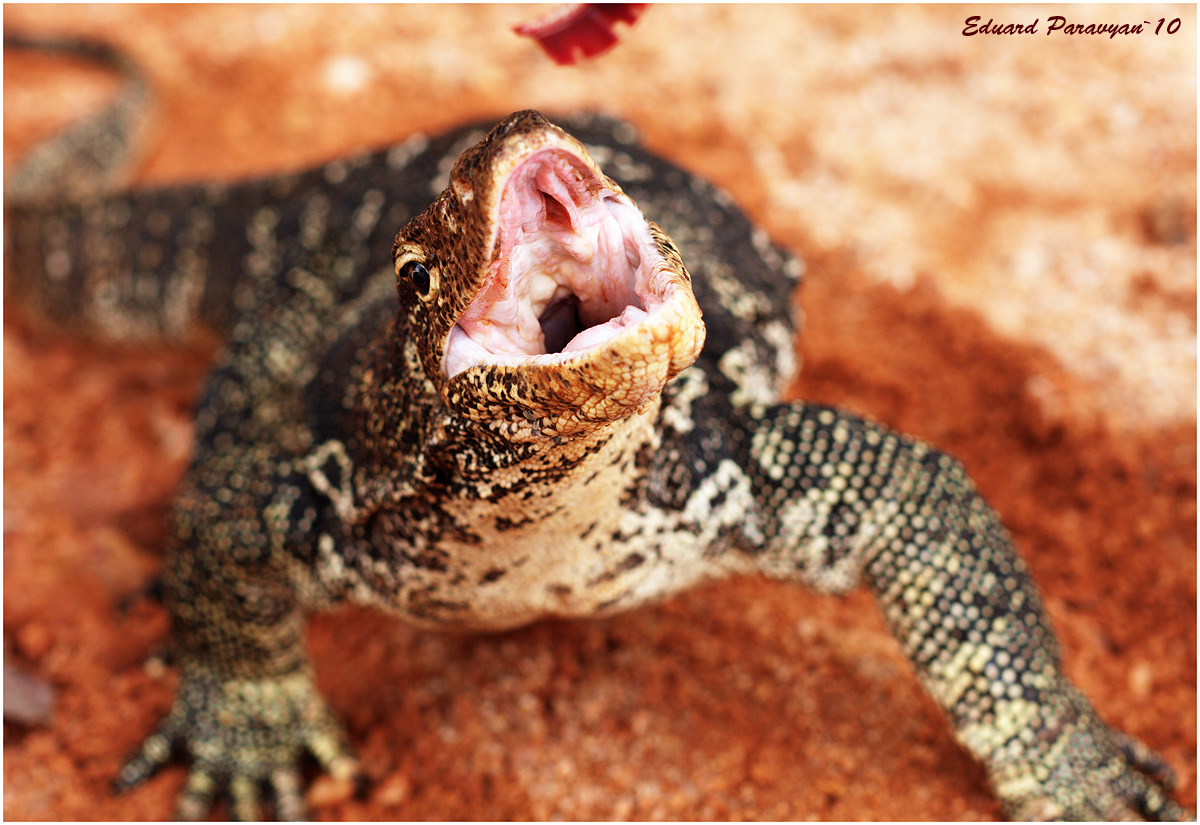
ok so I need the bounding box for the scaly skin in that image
[6,52,1190,821]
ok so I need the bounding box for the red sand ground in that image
[4,5,1195,821]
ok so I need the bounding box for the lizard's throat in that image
[443,149,682,379]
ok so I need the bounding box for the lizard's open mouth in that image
[443,148,685,379]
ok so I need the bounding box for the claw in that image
[1153,799,1195,822]
[269,769,306,821]
[229,774,262,822]
[114,666,357,819]
[1135,785,1194,822]
[352,770,373,801]
[307,724,357,777]
[1115,731,1178,791]
[176,767,219,821]
[113,729,176,792]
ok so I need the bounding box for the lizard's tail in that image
[5,34,241,341]
[6,184,245,341]
[4,33,153,204]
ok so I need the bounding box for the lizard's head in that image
[392,110,705,443]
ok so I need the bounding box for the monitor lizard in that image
[5,38,1190,823]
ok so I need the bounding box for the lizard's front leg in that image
[114,456,357,821]
[720,402,1189,820]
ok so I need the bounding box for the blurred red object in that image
[514,4,649,65]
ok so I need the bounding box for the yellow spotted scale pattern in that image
[4,37,1189,823]
[720,402,1187,819]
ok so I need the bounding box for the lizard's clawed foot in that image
[114,665,358,820]
[990,689,1192,821]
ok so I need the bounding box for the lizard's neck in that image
[321,315,668,628]
[338,314,661,518]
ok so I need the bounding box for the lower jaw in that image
[443,294,663,380]
[445,303,702,445]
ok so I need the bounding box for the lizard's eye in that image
[400,259,437,300]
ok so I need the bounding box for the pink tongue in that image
[561,305,649,353]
